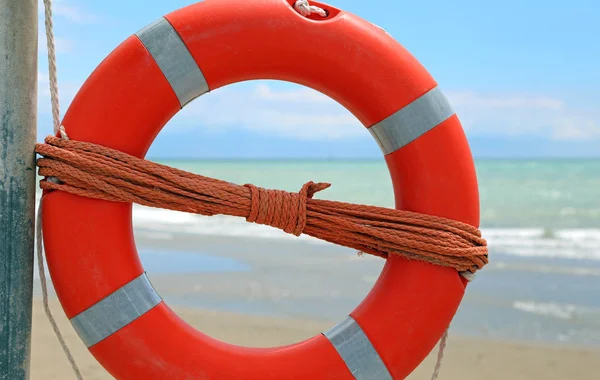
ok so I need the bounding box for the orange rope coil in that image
[35,136,488,274]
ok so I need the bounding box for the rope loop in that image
[294,0,329,18]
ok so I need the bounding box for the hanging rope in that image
[38,0,83,379]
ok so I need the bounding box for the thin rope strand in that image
[430,329,449,380]
[36,207,83,379]
[40,0,82,378]
[42,0,59,134]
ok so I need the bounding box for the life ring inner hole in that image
[132,79,391,346]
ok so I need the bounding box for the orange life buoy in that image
[41,0,480,378]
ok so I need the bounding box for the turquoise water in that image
[139,159,600,261]
[131,158,600,346]
[40,158,600,229]
[156,158,600,229]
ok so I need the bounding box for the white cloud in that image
[35,73,599,143]
[447,91,600,141]
[37,71,82,137]
[38,33,75,54]
[37,71,82,115]
[174,83,364,140]
[174,83,600,141]
[36,1,100,56]
[40,0,99,24]
[448,91,565,110]
[252,84,333,104]
[54,37,75,53]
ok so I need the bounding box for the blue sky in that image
[37,0,600,158]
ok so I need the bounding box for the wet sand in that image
[30,298,599,380]
[29,231,600,379]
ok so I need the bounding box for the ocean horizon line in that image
[149,156,600,162]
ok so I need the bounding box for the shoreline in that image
[31,297,599,380]
[33,230,600,349]
[32,282,600,352]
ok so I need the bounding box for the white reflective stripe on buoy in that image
[70,273,162,348]
[369,86,455,155]
[323,316,392,379]
[136,17,209,107]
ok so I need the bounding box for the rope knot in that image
[245,181,330,236]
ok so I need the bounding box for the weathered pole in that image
[0,0,38,379]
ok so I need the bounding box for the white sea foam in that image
[512,301,598,321]
[132,205,325,244]
[131,205,600,260]
[491,261,600,277]
[35,195,600,261]
[481,227,600,260]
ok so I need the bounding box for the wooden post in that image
[0,0,38,379]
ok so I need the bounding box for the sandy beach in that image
[26,223,600,379]
[30,298,598,380]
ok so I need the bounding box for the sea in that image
[36,159,600,347]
